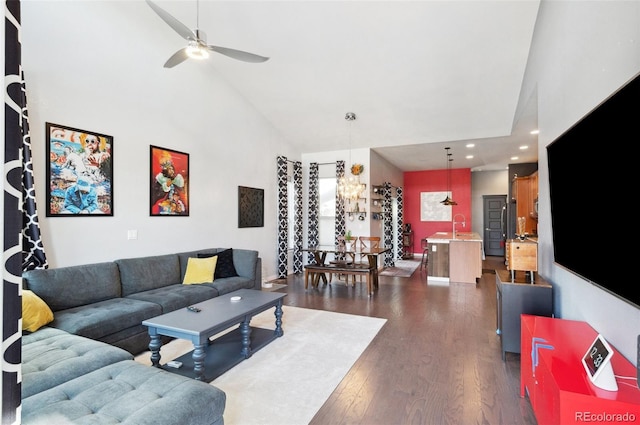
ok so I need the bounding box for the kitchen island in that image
[426,232,483,284]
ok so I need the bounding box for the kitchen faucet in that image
[453,213,466,237]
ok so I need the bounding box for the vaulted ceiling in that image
[146,1,541,171]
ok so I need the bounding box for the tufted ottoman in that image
[22,327,133,398]
[22,360,226,425]
[22,327,226,425]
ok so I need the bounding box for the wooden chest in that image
[506,239,537,272]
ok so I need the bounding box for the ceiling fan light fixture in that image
[186,44,209,60]
[146,0,267,66]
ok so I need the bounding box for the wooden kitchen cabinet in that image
[528,171,538,219]
[506,239,537,283]
[512,175,537,235]
[426,232,482,283]
[427,242,449,279]
[449,240,482,284]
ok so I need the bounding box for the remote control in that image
[166,361,182,369]
[187,306,201,313]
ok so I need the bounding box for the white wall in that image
[369,150,404,190]
[20,2,298,282]
[470,170,509,237]
[369,150,404,237]
[525,0,640,361]
[14,0,640,362]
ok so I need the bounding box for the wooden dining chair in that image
[329,235,356,285]
[355,236,381,283]
[358,236,381,263]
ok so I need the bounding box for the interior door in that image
[483,194,507,257]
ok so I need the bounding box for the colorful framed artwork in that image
[150,145,189,216]
[238,186,264,228]
[46,122,113,216]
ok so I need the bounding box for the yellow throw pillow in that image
[22,290,54,332]
[183,256,218,284]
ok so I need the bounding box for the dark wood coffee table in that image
[142,289,286,381]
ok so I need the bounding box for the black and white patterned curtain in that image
[5,1,49,421]
[382,182,394,267]
[22,115,48,271]
[293,161,303,273]
[277,156,288,278]
[307,163,319,264]
[334,160,346,245]
[396,186,404,261]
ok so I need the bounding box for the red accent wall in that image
[403,168,472,253]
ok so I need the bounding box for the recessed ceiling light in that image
[466,143,475,148]
[511,156,519,160]
[465,155,473,159]
[530,129,539,135]
[519,145,528,150]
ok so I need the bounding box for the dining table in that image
[302,244,391,291]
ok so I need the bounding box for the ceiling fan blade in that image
[164,47,190,68]
[207,45,269,63]
[146,0,197,41]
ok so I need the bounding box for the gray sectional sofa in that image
[21,247,262,425]
[22,327,227,425]
[23,248,261,354]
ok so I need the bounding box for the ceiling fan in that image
[145,0,269,68]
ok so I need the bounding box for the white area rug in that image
[379,258,422,277]
[135,306,386,425]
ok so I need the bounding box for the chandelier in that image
[337,112,366,201]
[441,147,457,206]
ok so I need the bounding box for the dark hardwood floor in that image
[275,256,538,425]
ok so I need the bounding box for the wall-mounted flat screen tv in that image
[547,71,640,309]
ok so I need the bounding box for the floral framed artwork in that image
[46,122,113,216]
[150,145,189,216]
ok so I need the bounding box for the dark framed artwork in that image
[238,186,264,228]
[46,122,113,216]
[150,145,189,216]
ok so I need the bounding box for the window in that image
[318,177,336,245]
[285,174,336,250]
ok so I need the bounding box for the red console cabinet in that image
[521,315,640,425]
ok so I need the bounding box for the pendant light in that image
[337,112,366,201]
[441,147,458,206]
